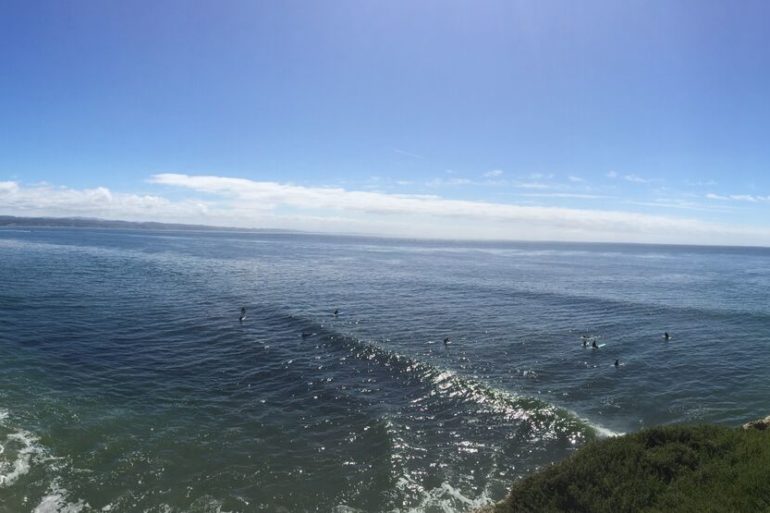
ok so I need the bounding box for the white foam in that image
[0,429,45,487]
[584,420,624,438]
[146,497,236,513]
[391,474,495,513]
[406,481,494,513]
[33,481,87,513]
[335,481,495,513]
[0,410,91,512]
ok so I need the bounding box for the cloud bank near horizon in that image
[1,174,769,245]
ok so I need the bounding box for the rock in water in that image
[742,415,770,431]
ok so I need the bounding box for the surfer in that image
[443,337,451,346]
[333,308,339,316]
[301,331,311,338]
[614,359,619,367]
[582,336,588,348]
[592,340,598,349]
[664,332,670,341]
[239,307,246,322]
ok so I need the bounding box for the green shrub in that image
[490,425,770,513]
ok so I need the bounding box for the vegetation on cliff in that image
[486,424,770,513]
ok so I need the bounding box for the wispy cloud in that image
[627,199,735,212]
[624,174,649,184]
[567,176,584,183]
[426,177,473,187]
[424,172,549,190]
[706,193,770,203]
[517,192,606,199]
[513,181,550,190]
[606,170,618,179]
[393,148,424,159]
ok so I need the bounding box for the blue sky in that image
[2,0,770,243]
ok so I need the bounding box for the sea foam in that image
[0,429,45,487]
[33,480,87,513]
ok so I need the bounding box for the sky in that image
[2,0,770,244]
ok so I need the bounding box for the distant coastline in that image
[0,215,296,234]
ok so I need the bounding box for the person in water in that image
[443,337,450,345]
[592,340,598,349]
[614,359,619,367]
[582,336,588,348]
[664,332,670,341]
[333,308,339,316]
[239,307,246,322]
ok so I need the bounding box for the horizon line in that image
[3,214,770,251]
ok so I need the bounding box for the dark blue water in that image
[1,229,769,512]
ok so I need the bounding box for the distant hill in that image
[0,215,293,233]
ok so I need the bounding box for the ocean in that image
[1,228,769,513]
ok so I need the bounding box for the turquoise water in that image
[1,229,770,512]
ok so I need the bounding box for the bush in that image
[490,424,770,513]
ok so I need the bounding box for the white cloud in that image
[0,181,20,193]
[606,170,618,179]
[3,175,770,245]
[0,181,208,221]
[484,169,504,178]
[144,173,770,244]
[567,176,584,183]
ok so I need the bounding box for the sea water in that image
[1,229,769,512]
